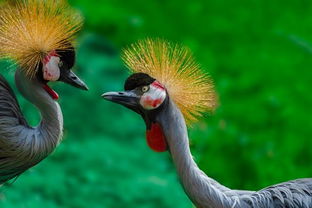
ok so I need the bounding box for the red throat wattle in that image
[43,84,59,100]
[146,123,168,152]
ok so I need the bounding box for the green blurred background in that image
[1,0,312,207]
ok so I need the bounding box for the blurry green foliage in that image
[0,0,312,207]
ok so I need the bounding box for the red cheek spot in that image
[146,123,167,152]
[144,96,163,108]
[151,81,165,90]
[152,98,162,107]
[43,50,58,65]
[49,50,58,57]
[43,56,50,65]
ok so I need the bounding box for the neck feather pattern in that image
[0,70,63,183]
[157,99,239,208]
[14,69,63,163]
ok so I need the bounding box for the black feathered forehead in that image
[124,73,156,90]
[56,46,75,69]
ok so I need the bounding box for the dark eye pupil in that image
[142,86,148,92]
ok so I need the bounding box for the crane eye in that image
[58,60,63,68]
[141,86,150,93]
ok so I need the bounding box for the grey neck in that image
[15,69,63,157]
[157,99,235,208]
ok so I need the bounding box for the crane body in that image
[160,97,312,207]
[0,0,87,183]
[103,39,312,208]
[0,70,62,183]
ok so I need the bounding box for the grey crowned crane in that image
[103,39,312,208]
[0,0,87,184]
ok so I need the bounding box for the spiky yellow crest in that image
[0,0,83,77]
[122,38,218,124]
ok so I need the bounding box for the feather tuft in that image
[0,0,83,77]
[122,38,218,124]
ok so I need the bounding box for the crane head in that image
[37,49,88,100]
[0,0,86,100]
[102,73,167,113]
[102,38,218,152]
[103,73,169,152]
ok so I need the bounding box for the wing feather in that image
[0,75,27,126]
[0,74,30,184]
[239,178,312,207]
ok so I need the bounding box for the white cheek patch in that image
[140,81,166,110]
[43,56,61,81]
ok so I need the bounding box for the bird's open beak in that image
[102,91,140,111]
[59,70,88,90]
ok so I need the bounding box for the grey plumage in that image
[0,0,88,185]
[103,81,312,208]
[158,98,312,208]
[102,48,312,207]
[0,69,63,184]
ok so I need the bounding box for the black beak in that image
[102,91,140,112]
[59,70,88,90]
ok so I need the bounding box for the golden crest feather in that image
[122,38,217,124]
[0,0,83,77]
